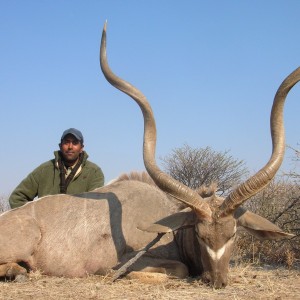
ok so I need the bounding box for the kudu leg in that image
[0,262,28,281]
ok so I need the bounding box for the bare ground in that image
[0,265,299,300]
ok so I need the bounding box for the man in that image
[9,128,105,209]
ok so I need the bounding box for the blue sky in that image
[1,1,300,196]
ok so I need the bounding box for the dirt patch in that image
[0,265,299,300]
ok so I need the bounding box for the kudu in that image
[100,23,296,287]
[0,23,297,288]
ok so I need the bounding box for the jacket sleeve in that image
[87,166,105,191]
[9,171,39,209]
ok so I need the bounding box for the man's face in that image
[59,134,84,165]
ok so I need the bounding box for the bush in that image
[0,196,10,213]
[233,178,299,267]
[160,144,248,196]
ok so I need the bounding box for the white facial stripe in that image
[196,224,237,262]
[198,234,235,262]
[206,244,226,261]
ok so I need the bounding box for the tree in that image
[283,145,300,181]
[160,144,248,195]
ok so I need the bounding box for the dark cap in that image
[61,128,84,143]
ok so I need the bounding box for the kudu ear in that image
[137,208,196,233]
[235,208,294,240]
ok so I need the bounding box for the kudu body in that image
[0,23,297,288]
[99,23,296,287]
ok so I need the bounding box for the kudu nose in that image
[202,271,228,289]
[213,273,228,289]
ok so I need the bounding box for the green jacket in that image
[9,151,104,209]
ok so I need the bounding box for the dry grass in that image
[0,265,299,300]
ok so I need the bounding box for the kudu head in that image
[100,22,298,288]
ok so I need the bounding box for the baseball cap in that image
[61,128,84,143]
